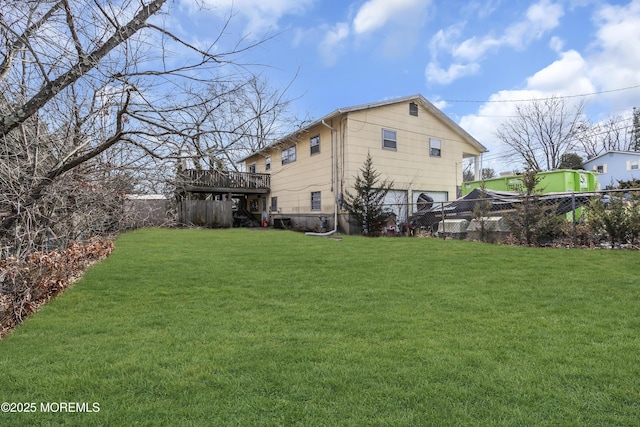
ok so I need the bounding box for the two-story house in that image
[239,94,487,234]
[583,151,640,188]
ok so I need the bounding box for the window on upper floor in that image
[629,160,639,170]
[310,135,320,155]
[382,129,397,150]
[281,146,296,165]
[248,162,256,173]
[409,102,418,116]
[311,191,321,211]
[265,156,271,171]
[430,138,442,157]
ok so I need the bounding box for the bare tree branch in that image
[61,0,84,59]
[0,1,64,83]
[0,0,297,257]
[0,0,166,137]
[495,97,586,171]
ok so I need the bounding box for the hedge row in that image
[0,239,114,338]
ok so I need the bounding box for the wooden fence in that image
[179,200,233,227]
[123,196,169,229]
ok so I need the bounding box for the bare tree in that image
[463,164,495,182]
[0,0,294,255]
[495,96,586,171]
[578,113,638,159]
[171,76,298,172]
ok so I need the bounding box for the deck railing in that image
[179,169,270,190]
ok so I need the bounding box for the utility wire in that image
[442,84,640,104]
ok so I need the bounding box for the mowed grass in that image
[1,228,639,426]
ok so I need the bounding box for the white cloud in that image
[310,0,432,63]
[588,0,640,102]
[453,36,501,62]
[352,0,433,57]
[520,0,564,40]
[425,62,480,85]
[429,24,464,57]
[459,0,563,60]
[428,0,564,85]
[318,22,350,66]
[526,50,595,94]
[352,0,428,35]
[463,0,501,19]
[431,98,448,110]
[549,36,564,53]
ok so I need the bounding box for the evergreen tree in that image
[558,153,584,170]
[482,168,497,179]
[343,153,393,236]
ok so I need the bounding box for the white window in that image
[430,138,442,157]
[270,196,277,211]
[281,146,296,165]
[310,135,320,155]
[595,164,607,173]
[382,129,397,150]
[311,191,321,211]
[628,160,639,170]
[265,156,271,171]
[248,162,256,173]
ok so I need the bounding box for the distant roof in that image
[125,194,167,200]
[584,150,640,163]
[239,94,487,162]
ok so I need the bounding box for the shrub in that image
[470,184,495,243]
[0,238,114,338]
[555,220,596,248]
[504,169,560,246]
[586,195,629,248]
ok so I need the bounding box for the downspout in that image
[306,119,338,236]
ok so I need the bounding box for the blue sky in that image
[170,0,640,172]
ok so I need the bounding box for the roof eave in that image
[238,109,344,162]
[238,94,488,162]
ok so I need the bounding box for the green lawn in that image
[1,228,639,426]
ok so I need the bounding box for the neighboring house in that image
[239,94,487,234]
[583,151,640,188]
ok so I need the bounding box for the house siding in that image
[343,103,472,203]
[243,96,485,233]
[584,151,640,188]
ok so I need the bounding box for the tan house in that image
[239,94,487,233]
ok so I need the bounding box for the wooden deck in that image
[177,169,270,194]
